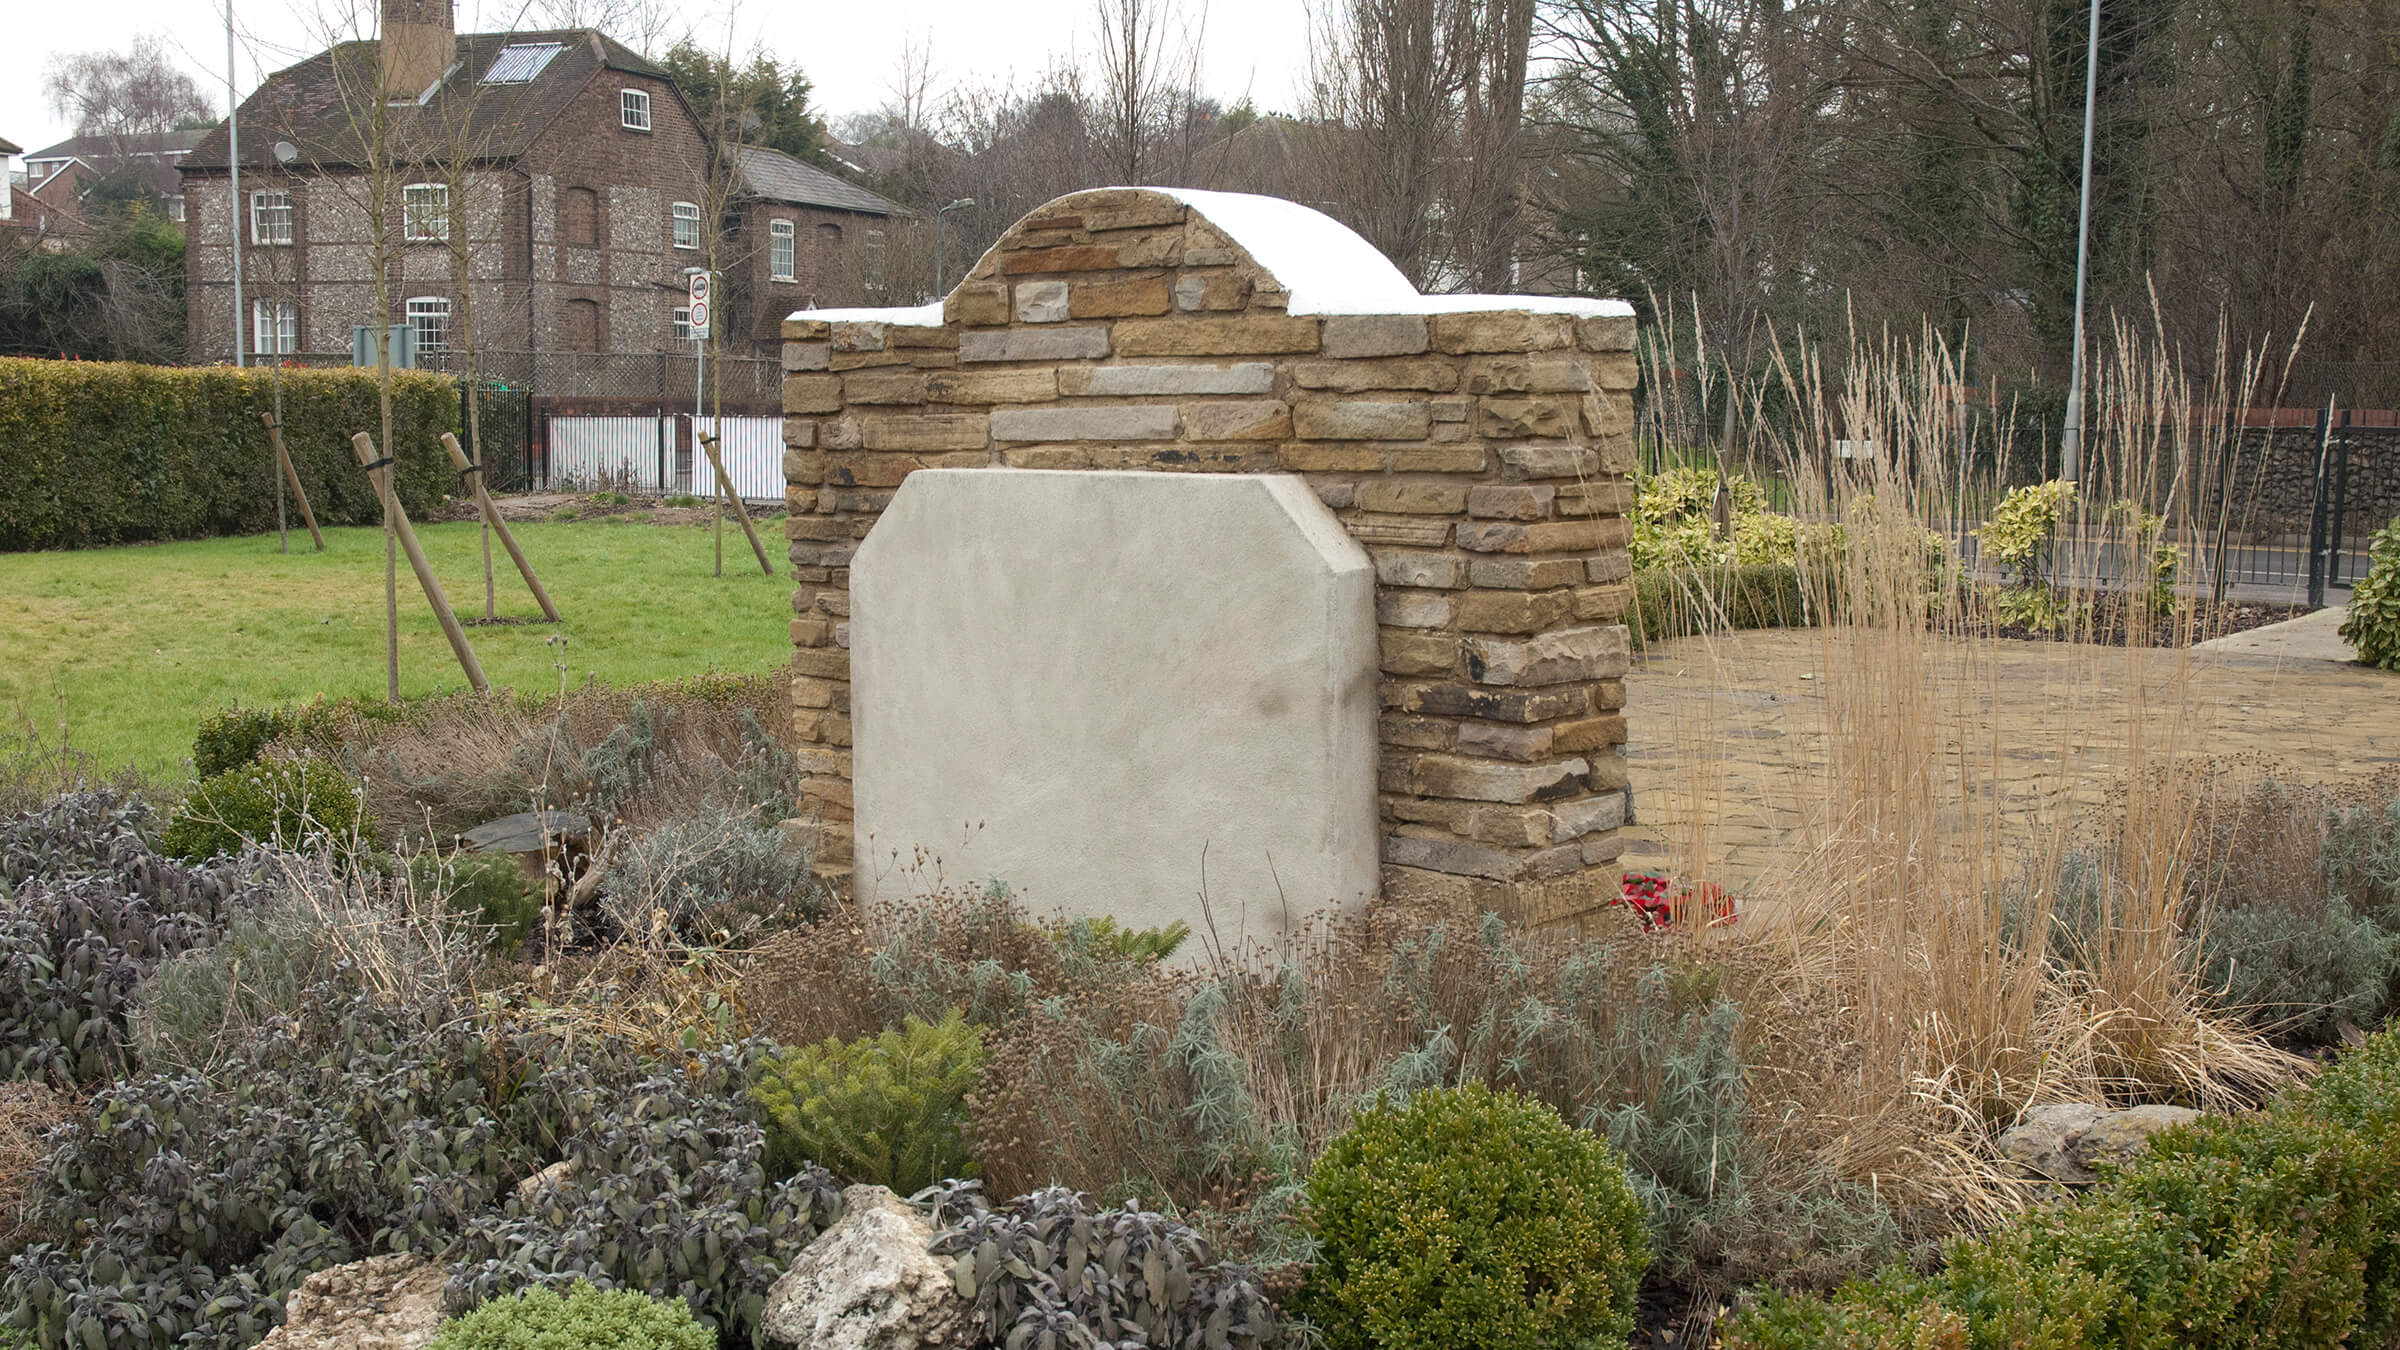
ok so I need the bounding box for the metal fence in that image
[544,411,785,505]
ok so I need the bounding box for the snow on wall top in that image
[788,188,1634,325]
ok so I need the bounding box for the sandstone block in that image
[960,327,1111,362]
[1587,552,1635,584]
[948,281,1010,326]
[1452,801,1559,847]
[783,342,831,372]
[1384,833,1521,881]
[1573,584,1633,621]
[844,369,926,405]
[924,369,1060,404]
[1455,520,1608,554]
[1278,444,1388,472]
[1578,313,1638,351]
[1552,792,1625,840]
[1103,445,1275,471]
[1583,389,1636,437]
[1553,714,1628,753]
[787,373,844,414]
[1182,246,1236,266]
[1478,396,1577,439]
[1454,588,1576,634]
[1590,353,1640,391]
[1412,753,1591,804]
[1323,315,1430,358]
[832,322,887,352]
[1373,550,1466,589]
[1467,485,1554,520]
[1015,280,1070,323]
[1388,682,1589,723]
[1465,625,1631,687]
[1173,271,1250,311]
[999,244,1120,274]
[786,421,819,449]
[1115,316,1320,355]
[990,405,1179,442]
[860,415,989,452]
[889,325,958,349]
[785,318,831,340]
[1343,515,1453,546]
[1498,444,1604,480]
[1356,480,1468,514]
[1558,480,1636,516]
[1291,358,1459,392]
[1388,446,1491,472]
[1181,400,1291,441]
[1380,631,1461,676]
[1072,273,1173,318]
[1469,557,1586,590]
[1377,591,1453,629]
[1295,400,1433,441]
[1429,311,1575,353]
[1003,446,1093,469]
[1457,720,1556,762]
[1085,199,1189,230]
[1381,713,1454,750]
[822,418,863,450]
[1065,363,1275,396]
[1115,232,1184,267]
[1381,863,1513,914]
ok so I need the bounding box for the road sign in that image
[686,271,712,338]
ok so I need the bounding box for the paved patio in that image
[1621,626,2400,890]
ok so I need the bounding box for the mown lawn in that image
[0,517,793,778]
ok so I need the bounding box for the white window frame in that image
[250,189,293,245]
[165,196,186,223]
[406,296,451,354]
[621,88,652,131]
[251,300,298,356]
[402,182,450,243]
[769,218,796,282]
[673,306,696,341]
[671,200,702,251]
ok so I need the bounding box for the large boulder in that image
[761,1184,974,1350]
[1999,1102,2200,1184]
[254,1254,448,1350]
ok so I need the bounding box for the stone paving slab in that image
[1623,629,2400,891]
[2195,605,2357,663]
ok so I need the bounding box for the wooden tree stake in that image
[262,413,327,551]
[352,431,490,694]
[701,434,773,576]
[441,432,561,622]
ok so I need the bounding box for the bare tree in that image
[42,37,217,158]
[1091,0,1210,184]
[523,0,680,55]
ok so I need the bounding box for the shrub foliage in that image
[1297,1082,1651,1350]
[161,757,373,862]
[425,1283,716,1350]
[0,358,456,550]
[2341,515,2400,670]
[752,1010,986,1192]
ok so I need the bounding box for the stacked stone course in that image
[781,187,1638,930]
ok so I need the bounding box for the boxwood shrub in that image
[1724,1025,2400,1350]
[1297,1082,1651,1350]
[1631,563,1811,645]
[427,1284,715,1350]
[0,358,456,550]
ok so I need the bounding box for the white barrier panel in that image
[550,415,671,493]
[693,415,787,504]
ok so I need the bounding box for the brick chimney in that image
[381,0,455,101]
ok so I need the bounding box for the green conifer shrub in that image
[426,1284,714,1350]
[1297,1082,1650,1350]
[752,1010,985,1191]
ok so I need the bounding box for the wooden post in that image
[441,432,561,622]
[701,434,772,576]
[261,413,327,550]
[352,431,491,694]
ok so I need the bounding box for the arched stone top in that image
[787,187,1633,326]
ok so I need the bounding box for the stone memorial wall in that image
[781,187,1639,930]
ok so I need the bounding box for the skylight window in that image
[482,43,565,85]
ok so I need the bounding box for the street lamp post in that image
[933,197,975,298]
[2061,0,2102,483]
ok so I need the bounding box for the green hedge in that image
[0,358,458,550]
[1630,563,1811,645]
[1725,1027,2400,1350]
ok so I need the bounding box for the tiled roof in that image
[24,130,207,163]
[731,144,900,216]
[181,29,666,173]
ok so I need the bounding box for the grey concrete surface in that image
[2194,605,2360,662]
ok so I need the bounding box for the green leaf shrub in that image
[1631,562,1809,644]
[1724,1024,2400,1350]
[1297,1082,1650,1350]
[2340,516,2400,670]
[0,790,280,1086]
[427,1284,715,1350]
[929,1184,1278,1350]
[752,1010,985,1191]
[1057,915,1192,964]
[2195,894,2400,1039]
[0,358,457,550]
[191,698,409,779]
[160,757,373,862]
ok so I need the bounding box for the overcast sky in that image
[4,0,1316,157]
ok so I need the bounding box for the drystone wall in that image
[781,187,1638,930]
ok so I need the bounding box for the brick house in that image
[725,145,903,352]
[23,129,206,223]
[176,0,898,367]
